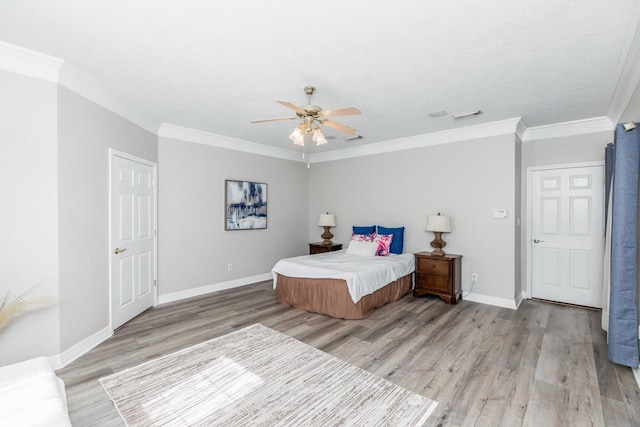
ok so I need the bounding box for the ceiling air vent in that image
[428,110,448,118]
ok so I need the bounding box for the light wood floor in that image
[57,281,640,426]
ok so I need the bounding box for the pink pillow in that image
[374,234,393,256]
[351,232,375,242]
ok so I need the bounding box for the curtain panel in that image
[607,123,640,368]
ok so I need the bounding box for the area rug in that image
[100,324,437,426]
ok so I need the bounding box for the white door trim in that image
[525,161,605,301]
[108,148,158,331]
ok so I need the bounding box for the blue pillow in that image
[377,226,404,254]
[353,225,376,235]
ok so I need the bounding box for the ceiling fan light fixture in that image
[312,128,328,146]
[253,86,361,147]
[289,127,305,146]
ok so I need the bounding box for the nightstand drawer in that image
[417,274,450,292]
[417,257,450,276]
[309,242,342,255]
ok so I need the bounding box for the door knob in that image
[533,239,545,244]
[114,247,127,254]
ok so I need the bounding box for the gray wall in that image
[0,71,60,365]
[57,87,158,351]
[309,134,518,301]
[620,81,640,123]
[158,137,309,295]
[523,131,611,169]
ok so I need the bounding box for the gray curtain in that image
[607,123,640,368]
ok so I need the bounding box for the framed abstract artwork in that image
[225,180,267,230]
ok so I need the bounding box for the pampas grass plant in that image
[0,284,54,331]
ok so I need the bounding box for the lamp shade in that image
[425,213,451,232]
[318,213,336,227]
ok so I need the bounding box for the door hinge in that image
[154,279,157,287]
[154,229,157,237]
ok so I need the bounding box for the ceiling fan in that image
[250,86,361,146]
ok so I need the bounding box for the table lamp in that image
[318,213,336,245]
[425,212,451,256]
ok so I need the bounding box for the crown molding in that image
[159,123,305,162]
[309,117,522,163]
[0,41,159,134]
[0,41,62,82]
[0,39,621,158]
[58,62,160,134]
[607,19,640,124]
[522,116,614,142]
[515,118,528,141]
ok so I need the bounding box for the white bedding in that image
[272,250,415,304]
[0,357,72,427]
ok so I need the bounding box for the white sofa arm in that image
[0,357,72,426]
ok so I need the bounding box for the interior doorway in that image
[528,162,604,308]
[109,149,157,329]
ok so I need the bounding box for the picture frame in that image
[225,180,267,230]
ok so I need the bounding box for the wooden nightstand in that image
[309,242,343,255]
[414,252,462,304]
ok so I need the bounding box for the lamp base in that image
[321,226,333,246]
[430,232,446,256]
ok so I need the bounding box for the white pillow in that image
[345,239,379,256]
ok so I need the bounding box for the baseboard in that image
[514,292,524,309]
[48,274,271,370]
[50,326,112,370]
[521,290,530,299]
[48,275,271,370]
[633,367,640,392]
[157,273,272,305]
[463,292,519,310]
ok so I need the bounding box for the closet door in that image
[531,165,604,307]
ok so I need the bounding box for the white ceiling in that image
[0,0,639,154]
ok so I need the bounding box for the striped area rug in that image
[100,324,438,426]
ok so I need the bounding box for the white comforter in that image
[272,250,415,304]
[0,357,72,427]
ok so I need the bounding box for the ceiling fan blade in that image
[321,119,357,135]
[250,117,298,123]
[276,100,307,116]
[318,107,361,118]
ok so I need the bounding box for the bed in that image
[272,250,415,319]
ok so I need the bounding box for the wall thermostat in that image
[493,209,507,219]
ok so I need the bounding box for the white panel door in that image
[531,165,603,307]
[111,153,156,329]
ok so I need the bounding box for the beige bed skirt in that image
[275,273,413,319]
